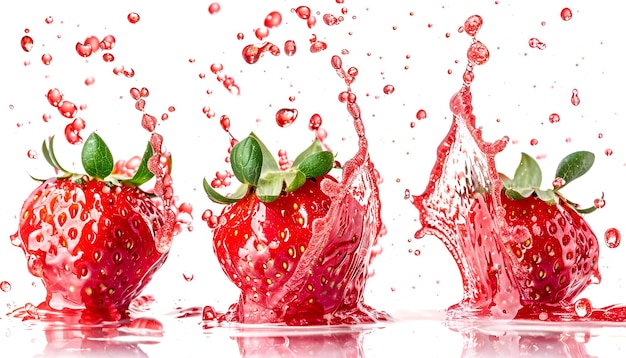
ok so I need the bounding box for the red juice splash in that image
[412,15,520,320]
[413,15,626,323]
[203,55,388,326]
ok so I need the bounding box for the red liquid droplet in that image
[127,12,140,24]
[242,44,261,64]
[561,8,573,21]
[255,27,269,40]
[383,84,395,95]
[276,108,298,127]
[27,149,38,159]
[307,16,317,28]
[0,281,11,293]
[530,138,539,146]
[210,63,223,74]
[102,53,115,62]
[574,298,593,318]
[528,37,547,50]
[323,13,339,26]
[309,113,322,130]
[605,228,621,248]
[41,54,52,65]
[467,41,489,65]
[310,41,327,53]
[236,33,244,40]
[142,113,157,132]
[264,11,282,28]
[130,87,141,100]
[284,40,297,56]
[45,16,53,24]
[295,6,311,20]
[84,77,95,86]
[58,101,77,118]
[76,42,93,57]
[220,115,231,132]
[208,2,221,14]
[605,148,613,156]
[42,113,51,122]
[100,35,116,50]
[47,88,63,107]
[594,197,606,209]
[21,36,34,52]
[571,89,580,106]
[416,109,427,120]
[463,15,483,37]
[548,113,560,123]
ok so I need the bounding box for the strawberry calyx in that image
[204,132,335,203]
[37,132,156,188]
[500,151,598,214]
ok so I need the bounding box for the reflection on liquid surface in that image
[2,302,626,357]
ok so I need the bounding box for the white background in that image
[1,0,625,356]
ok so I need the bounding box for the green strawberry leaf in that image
[535,188,557,205]
[292,139,325,167]
[256,172,283,202]
[249,132,280,175]
[41,136,70,175]
[284,170,306,192]
[296,151,335,178]
[554,151,595,189]
[203,178,248,204]
[82,132,114,179]
[502,153,541,200]
[230,136,262,186]
[125,141,155,186]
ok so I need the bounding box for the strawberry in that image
[14,133,171,322]
[204,133,384,325]
[499,151,600,306]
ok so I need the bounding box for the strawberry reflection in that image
[455,327,592,358]
[236,330,365,358]
[10,303,161,357]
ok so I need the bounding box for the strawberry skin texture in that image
[17,177,168,320]
[214,175,371,324]
[501,194,599,305]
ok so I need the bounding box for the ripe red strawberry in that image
[14,133,171,322]
[204,133,384,325]
[499,152,600,306]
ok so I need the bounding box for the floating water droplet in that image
[605,228,621,248]
[41,54,52,65]
[416,109,427,120]
[463,15,483,37]
[276,108,298,127]
[528,37,547,50]
[127,12,140,24]
[383,84,395,95]
[21,36,33,52]
[295,6,311,20]
[0,281,11,293]
[58,101,78,118]
[308,113,322,130]
[594,198,606,209]
[549,113,560,123]
[208,3,221,14]
[571,89,580,106]
[264,11,282,28]
[467,41,489,65]
[284,40,297,56]
[561,8,573,21]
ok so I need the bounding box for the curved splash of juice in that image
[205,55,387,326]
[413,15,626,323]
[412,15,522,320]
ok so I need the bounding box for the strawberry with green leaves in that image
[14,133,171,322]
[204,133,382,325]
[500,151,600,306]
